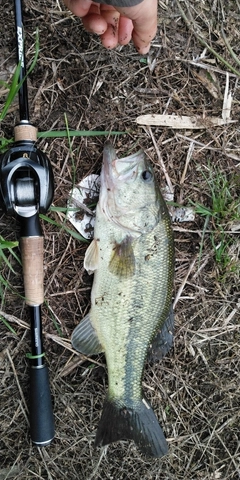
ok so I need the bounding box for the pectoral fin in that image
[109,237,135,278]
[84,239,99,274]
[71,313,104,355]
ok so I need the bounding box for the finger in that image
[82,13,108,35]
[116,0,158,54]
[132,18,157,54]
[118,16,133,46]
[100,25,119,50]
[64,0,93,17]
[99,8,120,49]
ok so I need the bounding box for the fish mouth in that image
[102,141,145,188]
[99,142,151,234]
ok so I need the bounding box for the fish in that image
[72,142,174,458]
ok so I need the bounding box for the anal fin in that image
[71,313,103,355]
[148,305,174,362]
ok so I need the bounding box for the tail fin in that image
[95,398,168,458]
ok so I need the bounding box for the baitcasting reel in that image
[0,125,54,218]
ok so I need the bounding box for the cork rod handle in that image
[14,124,37,142]
[20,236,44,306]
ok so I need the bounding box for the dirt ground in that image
[0,0,240,479]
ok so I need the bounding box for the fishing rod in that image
[0,0,54,446]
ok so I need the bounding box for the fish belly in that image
[90,211,174,405]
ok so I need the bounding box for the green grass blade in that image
[0,250,16,273]
[38,130,126,138]
[50,206,77,213]
[0,29,39,121]
[0,314,17,334]
[198,215,210,267]
[0,236,18,249]
[25,28,40,77]
[0,237,20,272]
[0,273,12,289]
[189,200,213,217]
[40,214,89,243]
[64,113,76,188]
[0,137,13,153]
[0,79,11,88]
[45,300,63,336]
[0,61,22,121]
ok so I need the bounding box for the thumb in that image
[117,0,158,54]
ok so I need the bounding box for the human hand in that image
[64,0,158,54]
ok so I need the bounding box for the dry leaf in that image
[222,72,232,122]
[136,114,236,129]
[192,69,220,99]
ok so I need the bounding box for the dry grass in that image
[0,0,240,478]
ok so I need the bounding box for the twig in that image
[6,348,29,417]
[86,447,108,480]
[0,310,29,330]
[176,0,240,77]
[176,134,240,162]
[180,141,194,185]
[44,235,72,294]
[175,57,238,78]
[173,256,197,308]
[45,332,103,367]
[147,126,174,193]
[222,302,240,326]
[221,25,240,68]
[222,72,232,122]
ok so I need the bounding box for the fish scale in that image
[72,142,174,457]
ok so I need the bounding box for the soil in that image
[0,1,240,479]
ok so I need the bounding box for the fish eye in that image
[141,170,153,182]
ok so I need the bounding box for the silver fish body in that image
[72,142,174,457]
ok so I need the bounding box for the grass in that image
[38,129,125,139]
[1,0,240,478]
[40,210,89,243]
[0,29,40,123]
[190,166,240,274]
[176,0,240,77]
[0,38,124,312]
[0,236,19,270]
[0,236,20,295]
[0,237,21,329]
[0,313,17,334]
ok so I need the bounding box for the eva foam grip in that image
[20,236,44,306]
[29,364,54,446]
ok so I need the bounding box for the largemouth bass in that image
[72,142,174,457]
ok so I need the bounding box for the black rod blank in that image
[14,0,29,122]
